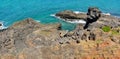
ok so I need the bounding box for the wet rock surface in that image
[0,7,120,59]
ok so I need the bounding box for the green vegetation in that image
[112,30,119,35]
[112,30,118,34]
[102,26,111,32]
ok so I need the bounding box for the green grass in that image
[112,30,119,35]
[102,26,111,32]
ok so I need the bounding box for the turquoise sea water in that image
[0,0,120,30]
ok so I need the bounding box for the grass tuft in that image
[102,26,111,32]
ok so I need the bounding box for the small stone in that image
[81,34,87,40]
[89,32,96,40]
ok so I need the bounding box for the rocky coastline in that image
[0,7,120,59]
[55,7,120,28]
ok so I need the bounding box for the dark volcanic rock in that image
[84,7,102,29]
[0,23,2,26]
[88,32,96,40]
[87,7,101,21]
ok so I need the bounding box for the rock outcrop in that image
[0,18,61,55]
[0,7,120,59]
[87,7,101,22]
[84,7,102,29]
[55,10,87,21]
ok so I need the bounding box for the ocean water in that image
[0,0,120,30]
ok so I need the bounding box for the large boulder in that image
[84,7,102,29]
[87,7,102,21]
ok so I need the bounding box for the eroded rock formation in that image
[84,7,102,29]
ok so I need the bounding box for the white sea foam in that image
[102,13,111,15]
[74,11,111,16]
[67,20,86,24]
[0,22,7,30]
[1,26,7,30]
[74,11,86,14]
[102,13,120,18]
[50,14,62,19]
[35,20,41,22]
[50,14,55,17]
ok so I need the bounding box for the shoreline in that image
[51,11,120,24]
[50,14,86,24]
[0,22,7,30]
[0,11,119,31]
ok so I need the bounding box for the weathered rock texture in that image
[0,8,120,59]
[56,10,87,20]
